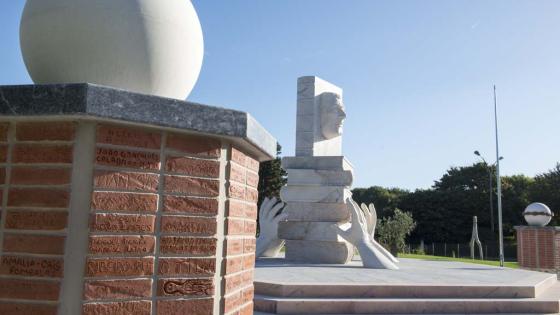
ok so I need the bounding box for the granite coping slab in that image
[0,83,277,160]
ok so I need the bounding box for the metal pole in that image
[489,168,494,233]
[494,85,504,267]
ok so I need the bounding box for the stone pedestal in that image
[515,226,560,273]
[280,157,352,264]
[0,84,276,315]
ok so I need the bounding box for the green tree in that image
[376,209,416,256]
[352,186,409,218]
[257,144,287,207]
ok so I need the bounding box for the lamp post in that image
[493,85,504,268]
[474,151,503,234]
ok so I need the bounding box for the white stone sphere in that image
[20,0,204,100]
[523,202,553,227]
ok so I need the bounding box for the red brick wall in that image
[516,227,559,271]
[85,125,222,315]
[0,121,261,315]
[223,147,259,315]
[0,121,75,315]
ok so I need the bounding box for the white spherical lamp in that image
[523,203,553,227]
[20,0,204,100]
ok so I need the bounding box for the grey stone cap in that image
[0,83,277,160]
[514,225,560,231]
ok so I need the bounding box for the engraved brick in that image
[231,147,247,165]
[164,175,219,197]
[229,163,246,184]
[94,170,158,192]
[0,255,63,278]
[246,188,258,203]
[86,257,154,277]
[228,201,258,220]
[246,171,259,188]
[8,188,69,208]
[11,167,72,185]
[243,238,256,254]
[0,279,60,300]
[227,218,246,235]
[243,254,256,270]
[224,273,243,294]
[159,237,216,255]
[158,258,215,276]
[245,204,258,220]
[240,302,253,315]
[166,133,221,158]
[13,144,73,164]
[241,269,254,285]
[16,122,75,141]
[95,147,160,170]
[245,221,257,235]
[242,286,255,304]
[224,291,242,314]
[161,216,216,235]
[0,302,57,315]
[0,145,6,163]
[163,196,218,215]
[83,301,151,315]
[225,256,243,274]
[5,210,67,230]
[246,156,260,172]
[91,192,157,213]
[96,125,161,149]
[226,239,243,256]
[228,183,245,200]
[3,234,65,255]
[89,236,155,255]
[157,278,214,297]
[156,298,213,315]
[90,214,156,233]
[166,156,220,178]
[84,279,152,300]
[0,123,8,142]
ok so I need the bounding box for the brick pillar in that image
[515,226,560,272]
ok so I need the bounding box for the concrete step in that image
[255,275,558,299]
[254,295,560,314]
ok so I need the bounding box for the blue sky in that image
[1,1,559,190]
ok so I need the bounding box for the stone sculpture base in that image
[280,156,353,264]
[0,84,276,315]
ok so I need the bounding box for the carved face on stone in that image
[319,92,346,139]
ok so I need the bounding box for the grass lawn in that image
[399,253,519,269]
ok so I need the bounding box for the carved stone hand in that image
[361,203,399,264]
[256,197,288,258]
[336,198,398,270]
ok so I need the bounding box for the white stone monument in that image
[279,76,354,264]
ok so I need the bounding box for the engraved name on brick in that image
[0,255,63,278]
[94,170,158,192]
[97,125,161,149]
[0,279,60,301]
[158,258,215,276]
[163,196,218,215]
[91,192,158,213]
[160,216,216,235]
[86,258,154,277]
[164,176,219,197]
[159,237,216,255]
[83,279,152,300]
[83,301,151,315]
[90,214,155,233]
[3,234,65,255]
[89,236,156,255]
[95,147,160,170]
[166,156,220,178]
